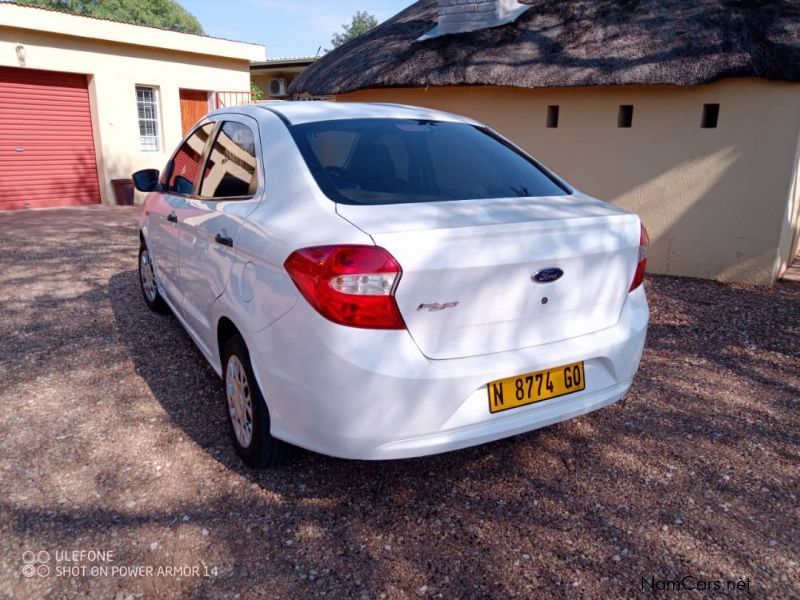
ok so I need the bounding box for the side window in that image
[199,121,258,199]
[166,123,214,194]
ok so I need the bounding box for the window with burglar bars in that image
[136,86,160,151]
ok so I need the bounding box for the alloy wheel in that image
[226,355,254,448]
[139,250,158,302]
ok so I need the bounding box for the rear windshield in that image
[291,119,569,205]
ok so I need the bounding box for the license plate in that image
[487,361,586,414]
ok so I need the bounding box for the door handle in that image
[214,233,234,247]
[167,212,178,223]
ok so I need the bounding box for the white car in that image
[134,102,649,468]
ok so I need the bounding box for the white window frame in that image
[136,85,161,152]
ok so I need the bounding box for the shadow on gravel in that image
[101,267,800,597]
[3,209,797,596]
[107,268,568,595]
[108,268,536,474]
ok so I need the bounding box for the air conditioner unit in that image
[268,78,287,97]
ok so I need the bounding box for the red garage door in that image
[0,67,101,210]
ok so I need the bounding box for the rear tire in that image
[222,333,290,468]
[138,242,168,313]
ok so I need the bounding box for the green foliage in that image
[250,80,264,101]
[330,10,378,49]
[17,0,204,34]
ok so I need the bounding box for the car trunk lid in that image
[337,195,641,360]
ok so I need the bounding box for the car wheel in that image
[222,333,290,468]
[138,243,168,313]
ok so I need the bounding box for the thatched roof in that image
[289,0,800,96]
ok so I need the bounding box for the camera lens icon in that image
[21,550,52,577]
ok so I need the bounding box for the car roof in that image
[213,101,480,126]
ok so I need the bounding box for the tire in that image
[222,333,290,468]
[138,242,168,313]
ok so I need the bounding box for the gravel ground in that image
[0,206,798,599]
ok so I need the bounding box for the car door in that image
[178,116,263,344]
[150,122,215,307]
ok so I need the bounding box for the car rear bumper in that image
[352,379,632,459]
[248,286,648,460]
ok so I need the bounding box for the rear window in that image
[291,119,568,205]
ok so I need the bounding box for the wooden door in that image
[179,89,210,136]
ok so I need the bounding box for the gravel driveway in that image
[1,206,798,598]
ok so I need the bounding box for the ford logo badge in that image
[531,268,564,284]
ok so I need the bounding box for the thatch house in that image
[290,0,800,285]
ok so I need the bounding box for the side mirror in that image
[132,169,161,192]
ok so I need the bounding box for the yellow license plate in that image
[487,361,586,414]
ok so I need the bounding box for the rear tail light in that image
[629,223,649,291]
[284,245,405,329]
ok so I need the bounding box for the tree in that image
[17,0,204,35]
[330,11,378,49]
[250,80,264,102]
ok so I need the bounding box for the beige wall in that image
[0,4,264,205]
[341,80,800,285]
